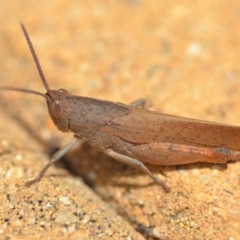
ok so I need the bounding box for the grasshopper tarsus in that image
[25,179,39,187]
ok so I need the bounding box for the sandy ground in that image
[0,1,240,239]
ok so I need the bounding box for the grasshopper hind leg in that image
[105,149,170,192]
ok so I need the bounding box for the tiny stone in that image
[9,204,14,209]
[179,222,184,228]
[15,154,22,161]
[40,221,45,226]
[152,228,161,238]
[190,221,195,227]
[55,212,78,223]
[28,218,36,225]
[59,196,71,205]
[82,215,91,225]
[138,199,144,206]
[106,228,114,236]
[68,226,76,234]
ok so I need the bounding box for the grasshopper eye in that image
[52,100,62,118]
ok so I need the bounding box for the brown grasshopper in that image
[1,23,240,192]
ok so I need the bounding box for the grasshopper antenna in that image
[20,22,50,91]
[0,23,50,100]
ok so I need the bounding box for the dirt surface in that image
[0,1,240,239]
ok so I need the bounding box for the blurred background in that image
[1,0,240,128]
[1,1,240,239]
